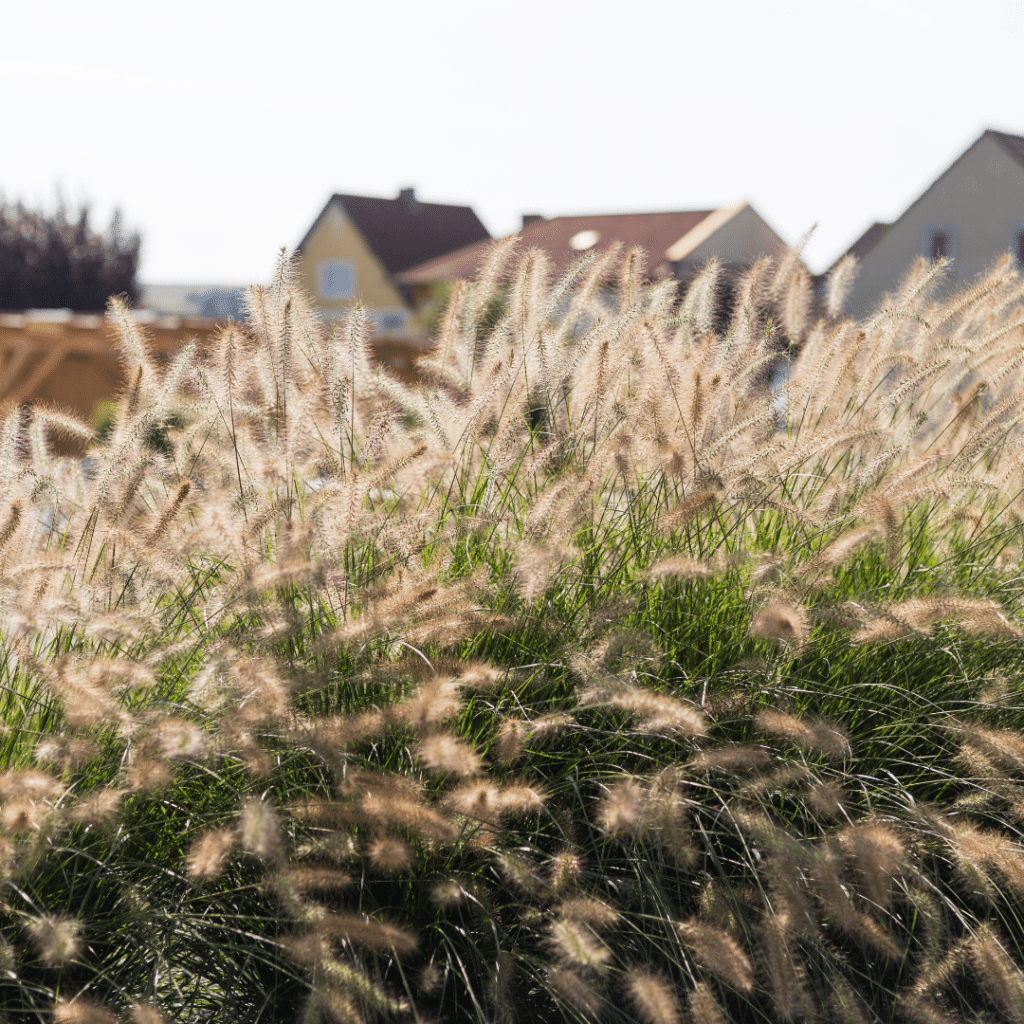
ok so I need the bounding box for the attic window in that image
[923,226,955,261]
[1013,225,1024,266]
[569,229,600,251]
[319,261,354,300]
[929,231,949,259]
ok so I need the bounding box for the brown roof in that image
[298,189,490,275]
[395,209,716,284]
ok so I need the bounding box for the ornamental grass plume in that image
[26,914,81,967]
[52,999,118,1024]
[4,242,1024,1021]
[677,919,754,993]
[626,967,683,1024]
[186,828,236,882]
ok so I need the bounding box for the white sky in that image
[3,0,1023,283]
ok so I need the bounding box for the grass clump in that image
[1,243,1024,1021]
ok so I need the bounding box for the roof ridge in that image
[984,128,1024,169]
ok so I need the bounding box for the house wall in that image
[846,134,1024,317]
[680,204,790,272]
[297,201,408,320]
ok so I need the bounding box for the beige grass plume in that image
[756,709,851,759]
[626,968,683,1024]
[748,602,810,656]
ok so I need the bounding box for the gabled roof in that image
[828,128,1024,274]
[395,208,717,285]
[846,221,890,261]
[297,190,490,275]
[987,128,1024,169]
[827,221,890,275]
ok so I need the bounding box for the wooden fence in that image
[0,313,430,453]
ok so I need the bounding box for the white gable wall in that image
[846,134,1024,317]
[682,204,790,270]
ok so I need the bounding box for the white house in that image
[836,129,1024,317]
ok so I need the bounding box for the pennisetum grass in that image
[1,246,1024,1020]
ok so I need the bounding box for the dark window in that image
[378,313,405,332]
[929,230,950,259]
[1015,229,1024,266]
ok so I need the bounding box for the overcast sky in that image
[3,0,1023,284]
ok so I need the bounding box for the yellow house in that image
[296,188,490,336]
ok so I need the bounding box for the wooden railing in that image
[0,313,431,451]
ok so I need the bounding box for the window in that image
[929,230,950,259]
[375,309,407,333]
[1011,225,1024,266]
[922,225,956,261]
[319,261,354,300]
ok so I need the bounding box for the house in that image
[834,129,1024,317]
[295,188,490,335]
[394,200,790,304]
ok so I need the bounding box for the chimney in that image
[521,214,543,229]
[399,187,422,214]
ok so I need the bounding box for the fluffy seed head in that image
[547,916,611,972]
[367,837,412,874]
[53,999,118,1024]
[677,919,754,993]
[416,732,482,776]
[970,924,1024,1022]
[239,797,282,862]
[645,556,714,581]
[688,982,727,1024]
[749,602,810,654]
[187,828,235,881]
[493,717,527,762]
[155,717,205,759]
[597,778,645,835]
[548,966,604,1016]
[129,1005,168,1024]
[28,915,81,966]
[70,787,125,826]
[627,968,683,1024]
[757,709,851,759]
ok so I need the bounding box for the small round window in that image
[569,229,600,251]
